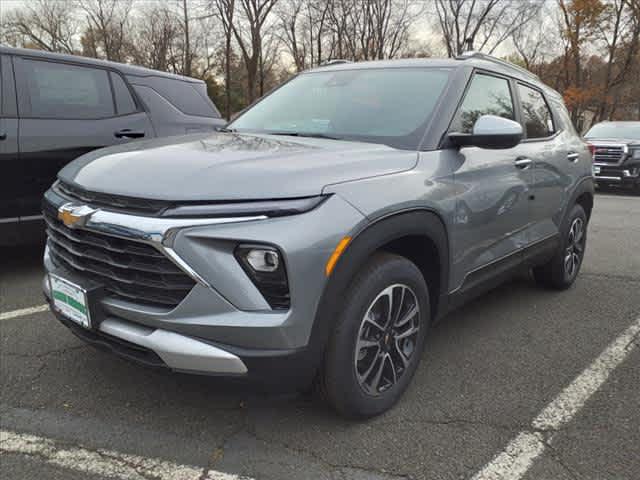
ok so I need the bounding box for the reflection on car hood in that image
[59,132,418,201]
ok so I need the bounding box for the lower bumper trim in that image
[45,282,248,376]
[99,318,248,375]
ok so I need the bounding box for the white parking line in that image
[0,304,49,321]
[0,429,251,480]
[472,315,640,480]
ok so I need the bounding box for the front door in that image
[0,54,21,225]
[449,72,534,290]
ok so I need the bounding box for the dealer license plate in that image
[49,274,91,328]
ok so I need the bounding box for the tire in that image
[533,203,587,290]
[319,252,430,418]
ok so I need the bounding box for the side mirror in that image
[448,115,523,149]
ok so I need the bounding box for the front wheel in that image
[319,253,430,418]
[533,204,587,290]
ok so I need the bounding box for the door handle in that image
[567,152,580,162]
[114,129,145,139]
[0,132,7,141]
[514,157,532,169]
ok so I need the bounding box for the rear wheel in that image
[533,204,587,290]
[320,253,430,418]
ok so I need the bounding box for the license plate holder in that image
[49,274,91,329]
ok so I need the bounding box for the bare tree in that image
[213,0,236,119]
[434,0,543,57]
[129,3,180,71]
[79,0,133,61]
[232,0,280,102]
[593,0,640,121]
[1,0,78,53]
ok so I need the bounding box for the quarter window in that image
[517,84,555,138]
[110,72,137,115]
[22,59,114,119]
[450,73,515,133]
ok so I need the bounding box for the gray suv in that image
[42,53,594,418]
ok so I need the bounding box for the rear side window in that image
[110,72,137,115]
[517,84,555,138]
[137,76,220,118]
[22,59,114,119]
[450,73,515,133]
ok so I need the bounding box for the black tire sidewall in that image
[545,203,588,288]
[323,253,430,418]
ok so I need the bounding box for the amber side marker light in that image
[325,236,351,276]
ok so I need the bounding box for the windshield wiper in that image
[268,131,344,141]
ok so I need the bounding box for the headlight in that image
[235,245,289,310]
[161,195,329,218]
[632,149,640,160]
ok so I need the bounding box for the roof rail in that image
[456,51,539,80]
[320,59,352,66]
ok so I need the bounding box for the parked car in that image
[42,52,594,418]
[0,46,225,245]
[585,121,640,192]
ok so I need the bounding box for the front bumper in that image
[42,188,365,379]
[593,154,640,187]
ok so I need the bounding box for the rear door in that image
[14,56,154,217]
[450,72,533,290]
[512,83,568,245]
[0,54,21,224]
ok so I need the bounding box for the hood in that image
[585,137,640,146]
[59,132,417,201]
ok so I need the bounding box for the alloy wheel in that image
[564,217,585,280]
[354,284,420,396]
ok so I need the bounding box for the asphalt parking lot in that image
[1,192,639,480]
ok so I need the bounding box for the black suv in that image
[0,46,225,245]
[585,121,640,192]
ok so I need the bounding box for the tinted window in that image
[110,72,137,115]
[22,59,114,119]
[140,77,220,118]
[230,68,451,149]
[518,84,554,138]
[451,73,514,133]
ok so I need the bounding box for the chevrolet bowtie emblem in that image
[57,203,98,229]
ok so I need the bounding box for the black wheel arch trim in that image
[566,176,595,221]
[306,208,450,375]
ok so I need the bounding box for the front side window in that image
[450,73,515,134]
[230,68,452,150]
[22,59,114,119]
[518,84,555,139]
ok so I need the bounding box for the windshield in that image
[229,68,451,150]
[585,122,640,140]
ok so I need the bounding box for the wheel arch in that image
[568,177,595,222]
[306,209,450,371]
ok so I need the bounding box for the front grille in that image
[44,211,196,308]
[56,181,170,216]
[593,145,624,164]
[597,166,623,177]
